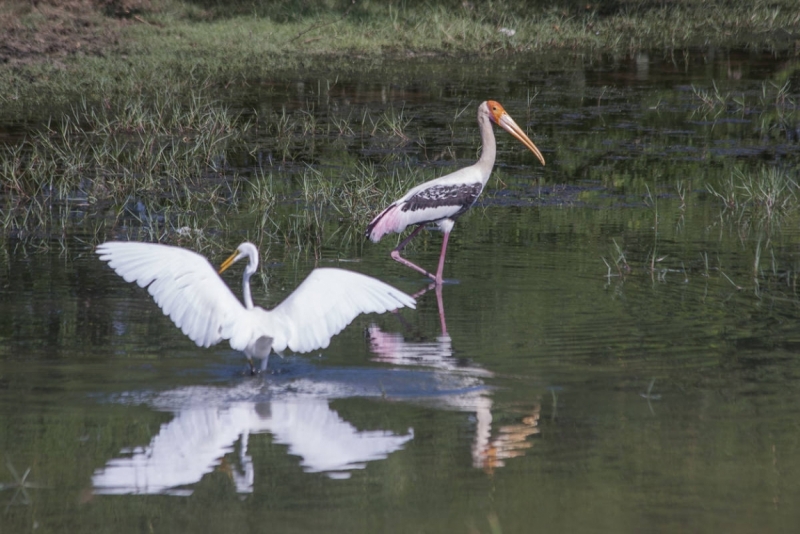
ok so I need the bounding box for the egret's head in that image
[219,242,259,274]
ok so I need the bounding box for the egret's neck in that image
[476,113,497,184]
[242,270,254,309]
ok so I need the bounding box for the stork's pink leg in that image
[433,282,447,334]
[390,225,437,280]
[433,231,451,285]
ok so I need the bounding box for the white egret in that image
[97,241,415,373]
[366,100,545,284]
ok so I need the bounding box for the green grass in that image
[1,0,799,253]
[0,85,422,249]
[0,90,245,238]
[141,0,800,57]
[2,0,799,124]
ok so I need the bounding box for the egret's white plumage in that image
[366,100,545,284]
[97,241,415,372]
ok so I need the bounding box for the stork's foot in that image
[425,269,445,285]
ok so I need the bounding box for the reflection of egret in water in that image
[92,382,414,496]
[367,283,541,472]
[640,378,661,415]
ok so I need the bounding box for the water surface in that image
[2,48,800,533]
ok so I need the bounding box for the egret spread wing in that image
[97,242,246,348]
[270,268,416,354]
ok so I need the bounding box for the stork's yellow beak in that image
[487,100,546,166]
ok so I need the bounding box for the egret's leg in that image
[433,230,451,285]
[390,225,437,280]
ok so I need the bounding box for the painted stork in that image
[97,241,416,374]
[365,100,546,284]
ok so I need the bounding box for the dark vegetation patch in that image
[0,0,149,66]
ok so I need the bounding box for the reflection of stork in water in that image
[476,406,541,474]
[414,283,448,335]
[370,283,454,370]
[367,284,541,471]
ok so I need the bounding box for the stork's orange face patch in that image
[487,100,507,124]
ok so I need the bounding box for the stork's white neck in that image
[475,108,497,185]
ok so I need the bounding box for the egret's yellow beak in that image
[218,251,239,274]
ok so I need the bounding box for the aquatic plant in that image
[374,105,413,142]
[707,166,798,224]
[690,79,800,138]
[602,238,631,279]
[690,81,729,118]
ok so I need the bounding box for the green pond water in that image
[2,49,800,533]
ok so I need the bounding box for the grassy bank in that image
[1,0,799,120]
[1,0,799,254]
[0,86,420,250]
